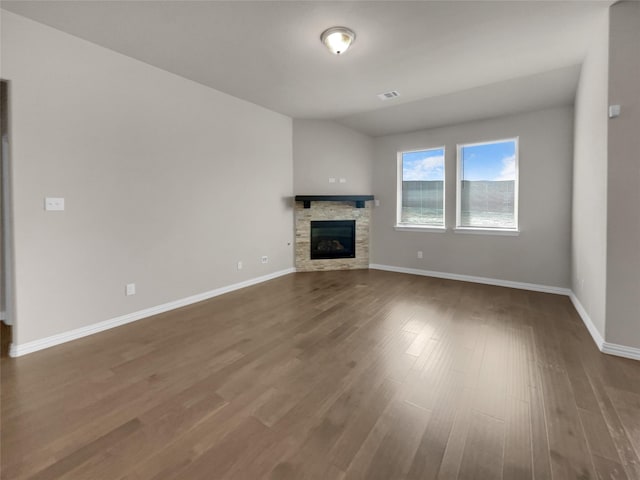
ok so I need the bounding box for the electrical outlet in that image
[126,283,136,296]
[417,251,423,259]
[374,199,380,207]
[45,197,65,211]
[329,178,336,183]
[237,261,243,270]
[339,178,347,183]
[261,256,268,264]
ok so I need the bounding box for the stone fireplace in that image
[294,196,373,272]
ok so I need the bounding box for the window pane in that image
[401,148,445,225]
[459,140,516,229]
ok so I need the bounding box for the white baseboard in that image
[568,293,640,361]
[602,342,640,361]
[9,265,639,363]
[568,293,605,349]
[369,263,571,295]
[9,268,295,358]
[369,264,639,362]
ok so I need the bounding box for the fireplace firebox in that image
[310,220,356,260]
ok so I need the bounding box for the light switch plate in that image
[45,197,65,211]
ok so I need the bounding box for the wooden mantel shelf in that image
[295,195,375,209]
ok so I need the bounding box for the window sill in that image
[394,225,447,233]
[453,227,520,236]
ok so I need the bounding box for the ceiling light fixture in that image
[320,26,356,55]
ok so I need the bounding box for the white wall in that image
[571,10,609,340]
[606,1,640,350]
[293,119,373,194]
[371,106,574,288]
[1,11,294,346]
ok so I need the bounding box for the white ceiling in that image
[1,1,611,136]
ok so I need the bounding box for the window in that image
[456,138,518,231]
[397,147,445,228]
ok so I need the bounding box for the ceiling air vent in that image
[377,90,400,100]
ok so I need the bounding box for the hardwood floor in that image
[1,270,639,479]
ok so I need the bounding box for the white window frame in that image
[455,137,519,234]
[396,146,447,232]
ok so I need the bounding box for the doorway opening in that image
[1,79,13,357]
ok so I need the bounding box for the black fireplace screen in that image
[310,220,356,260]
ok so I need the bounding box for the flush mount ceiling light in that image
[320,26,356,55]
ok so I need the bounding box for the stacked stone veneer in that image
[295,201,372,271]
